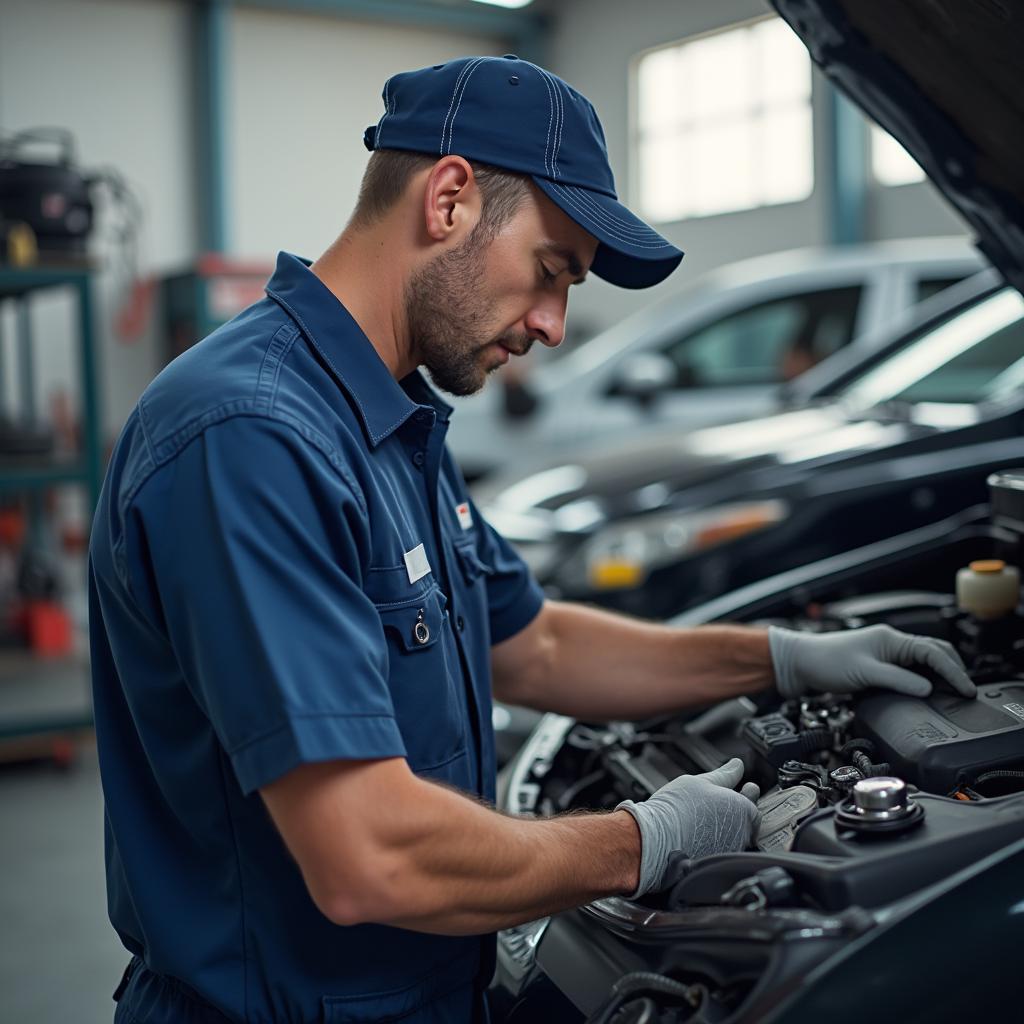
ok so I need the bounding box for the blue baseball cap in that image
[363,55,683,289]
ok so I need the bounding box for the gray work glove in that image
[769,624,976,699]
[616,758,761,898]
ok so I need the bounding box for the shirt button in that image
[456,615,465,632]
[412,450,425,468]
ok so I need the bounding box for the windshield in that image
[839,288,1024,407]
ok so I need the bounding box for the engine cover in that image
[854,681,1024,793]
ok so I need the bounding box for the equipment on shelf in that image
[0,127,141,276]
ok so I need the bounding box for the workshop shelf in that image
[0,264,103,753]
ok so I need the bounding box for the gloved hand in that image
[769,624,976,699]
[616,758,760,898]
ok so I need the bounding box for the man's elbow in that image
[318,890,376,928]
[311,850,408,927]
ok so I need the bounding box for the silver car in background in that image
[446,238,982,481]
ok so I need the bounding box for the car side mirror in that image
[612,352,677,408]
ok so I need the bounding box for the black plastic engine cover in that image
[854,681,1024,793]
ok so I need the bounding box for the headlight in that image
[564,500,788,592]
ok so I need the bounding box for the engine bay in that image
[508,593,1024,907]
[496,474,1024,1023]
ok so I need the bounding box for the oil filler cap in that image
[834,777,924,836]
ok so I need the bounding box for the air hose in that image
[585,972,705,1024]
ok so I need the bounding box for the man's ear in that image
[423,156,480,242]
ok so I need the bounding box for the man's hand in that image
[769,624,976,699]
[616,758,761,898]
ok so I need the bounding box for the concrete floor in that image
[0,739,128,1023]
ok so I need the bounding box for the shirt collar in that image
[265,252,452,447]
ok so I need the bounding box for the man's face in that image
[406,187,598,396]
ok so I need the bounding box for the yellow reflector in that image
[588,559,645,590]
[694,506,781,551]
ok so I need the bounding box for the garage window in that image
[870,123,925,186]
[634,18,813,222]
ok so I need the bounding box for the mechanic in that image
[88,57,976,1024]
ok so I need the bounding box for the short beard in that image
[405,228,530,397]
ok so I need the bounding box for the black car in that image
[488,1,1024,1021]
[478,269,1024,621]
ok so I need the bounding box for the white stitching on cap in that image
[534,66,555,177]
[526,61,562,179]
[441,58,478,153]
[441,58,482,154]
[552,182,665,239]
[447,56,493,155]
[559,183,656,233]
[547,71,564,179]
[547,182,672,247]
[551,187,666,244]
[444,57,485,153]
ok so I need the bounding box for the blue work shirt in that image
[88,252,544,1024]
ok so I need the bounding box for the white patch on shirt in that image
[455,502,473,531]
[403,543,431,585]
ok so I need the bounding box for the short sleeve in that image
[131,417,406,794]
[467,497,545,645]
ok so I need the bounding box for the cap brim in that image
[532,177,683,289]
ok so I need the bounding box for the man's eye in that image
[539,264,557,283]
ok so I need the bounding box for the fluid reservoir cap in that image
[970,559,1006,573]
[835,776,925,836]
[852,776,907,815]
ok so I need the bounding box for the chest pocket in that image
[364,567,467,776]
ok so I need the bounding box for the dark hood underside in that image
[772,0,1024,294]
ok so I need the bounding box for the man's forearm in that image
[496,600,774,720]
[268,758,640,935]
[369,777,640,934]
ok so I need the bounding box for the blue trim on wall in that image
[191,0,548,253]
[827,86,868,245]
[195,0,231,253]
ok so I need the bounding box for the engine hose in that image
[796,729,832,756]
[585,973,704,1024]
[609,997,658,1024]
[556,769,607,811]
[841,738,876,759]
[851,750,891,778]
[974,769,1024,785]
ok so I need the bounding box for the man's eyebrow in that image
[539,242,589,284]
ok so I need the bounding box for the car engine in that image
[495,472,1024,1024]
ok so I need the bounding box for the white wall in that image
[0,0,195,435]
[0,0,504,437]
[541,0,969,340]
[228,8,502,258]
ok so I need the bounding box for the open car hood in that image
[771,0,1024,295]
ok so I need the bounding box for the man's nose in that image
[524,301,566,349]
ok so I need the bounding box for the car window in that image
[661,286,863,388]
[916,275,968,303]
[840,288,1024,407]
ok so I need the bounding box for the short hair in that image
[350,149,531,238]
